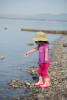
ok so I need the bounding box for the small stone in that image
[26,82,30,86]
[27,42,34,46]
[12,85,19,88]
[0,56,5,60]
[16,97,20,100]
[63,43,67,47]
[4,27,8,30]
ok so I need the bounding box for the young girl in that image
[24,32,50,88]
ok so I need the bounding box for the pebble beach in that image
[8,34,67,100]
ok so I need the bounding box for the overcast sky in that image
[0,0,67,17]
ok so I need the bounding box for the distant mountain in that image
[0,13,67,20]
[34,13,67,20]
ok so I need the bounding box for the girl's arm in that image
[45,48,48,61]
[24,47,38,57]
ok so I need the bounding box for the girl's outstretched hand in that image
[24,52,29,57]
[24,48,38,57]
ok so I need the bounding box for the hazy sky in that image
[0,0,67,17]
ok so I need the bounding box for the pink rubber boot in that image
[40,77,50,88]
[34,76,43,86]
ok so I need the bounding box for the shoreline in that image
[8,34,67,100]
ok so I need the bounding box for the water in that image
[0,19,64,99]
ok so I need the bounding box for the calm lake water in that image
[0,18,66,99]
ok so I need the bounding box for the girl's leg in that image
[42,63,49,79]
[40,63,50,88]
[34,63,43,86]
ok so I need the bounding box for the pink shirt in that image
[38,44,50,63]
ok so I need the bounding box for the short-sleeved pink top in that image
[38,44,50,63]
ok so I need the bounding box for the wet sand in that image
[8,35,67,100]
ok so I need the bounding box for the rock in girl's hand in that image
[24,53,28,57]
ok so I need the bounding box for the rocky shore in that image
[8,35,67,100]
